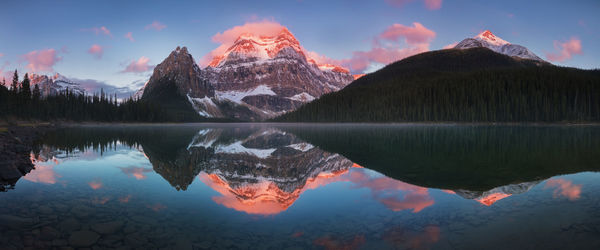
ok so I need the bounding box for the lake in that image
[1,124,600,249]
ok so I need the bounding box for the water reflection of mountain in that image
[283,125,600,191]
[26,125,600,209]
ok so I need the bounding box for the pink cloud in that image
[546,37,583,62]
[379,22,436,45]
[0,53,3,57]
[88,180,103,190]
[81,26,112,37]
[544,178,582,201]
[145,21,166,31]
[386,0,442,10]
[199,20,285,67]
[347,171,434,213]
[344,22,435,72]
[121,56,154,73]
[125,32,135,42]
[424,0,442,10]
[87,44,104,59]
[22,49,62,72]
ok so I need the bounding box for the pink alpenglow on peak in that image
[475,30,509,46]
[206,26,350,73]
[454,30,544,62]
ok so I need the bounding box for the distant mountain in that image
[275,47,600,122]
[29,73,85,96]
[137,28,354,121]
[454,30,545,62]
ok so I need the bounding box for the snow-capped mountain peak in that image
[454,30,545,62]
[208,28,307,68]
[475,30,509,46]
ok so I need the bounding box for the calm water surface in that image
[1,124,600,249]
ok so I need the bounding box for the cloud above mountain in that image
[121,56,154,73]
[385,0,443,10]
[88,44,104,59]
[344,22,436,73]
[546,37,582,62]
[22,49,63,72]
[81,26,112,37]
[145,21,166,31]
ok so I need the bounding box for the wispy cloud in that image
[87,44,104,59]
[121,56,154,73]
[385,0,443,10]
[81,26,112,37]
[145,21,166,31]
[125,32,135,42]
[546,37,582,62]
[22,49,63,72]
[345,22,436,73]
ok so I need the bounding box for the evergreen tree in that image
[21,73,31,101]
[32,84,41,102]
[11,70,18,93]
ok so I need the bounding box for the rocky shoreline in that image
[0,125,54,191]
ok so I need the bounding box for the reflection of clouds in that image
[92,197,110,204]
[544,178,582,201]
[384,225,440,249]
[200,165,435,215]
[119,166,153,180]
[147,203,167,212]
[119,195,132,203]
[347,171,434,213]
[314,234,365,250]
[25,153,61,184]
[88,180,103,190]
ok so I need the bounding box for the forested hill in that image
[275,48,600,122]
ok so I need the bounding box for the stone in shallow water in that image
[68,230,100,247]
[70,205,93,218]
[130,215,157,225]
[91,221,124,235]
[0,214,37,229]
[124,233,148,247]
[58,218,81,232]
[38,205,54,214]
[40,226,60,240]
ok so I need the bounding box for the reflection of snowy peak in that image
[454,180,541,206]
[454,30,544,62]
[29,73,86,96]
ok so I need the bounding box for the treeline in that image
[0,70,164,122]
[276,48,600,122]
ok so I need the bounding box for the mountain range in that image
[29,73,86,97]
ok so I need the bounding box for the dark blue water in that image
[1,124,600,249]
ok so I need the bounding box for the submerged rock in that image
[68,230,100,247]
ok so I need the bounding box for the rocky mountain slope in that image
[139,28,354,121]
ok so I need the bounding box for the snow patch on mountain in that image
[214,141,276,159]
[288,92,315,102]
[215,85,276,104]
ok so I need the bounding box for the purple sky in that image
[0,0,598,96]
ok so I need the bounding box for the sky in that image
[0,0,598,97]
